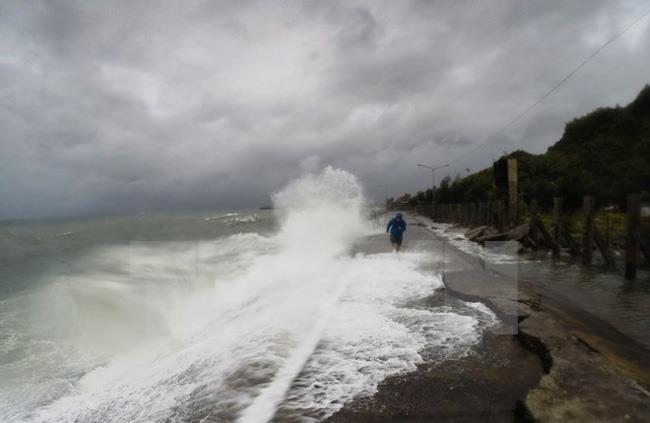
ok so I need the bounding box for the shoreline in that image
[327,217,650,422]
[325,286,544,422]
[326,330,543,422]
[444,267,650,422]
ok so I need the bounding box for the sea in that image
[0,168,497,422]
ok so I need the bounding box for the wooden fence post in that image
[487,202,493,226]
[472,203,481,226]
[498,200,506,232]
[530,198,555,249]
[507,158,518,226]
[553,197,562,257]
[594,229,616,269]
[469,203,474,226]
[530,199,539,241]
[625,194,641,279]
[582,196,595,265]
[470,203,475,226]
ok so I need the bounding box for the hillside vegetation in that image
[394,84,650,210]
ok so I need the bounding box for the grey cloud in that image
[1,0,649,219]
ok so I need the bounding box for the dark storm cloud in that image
[1,0,649,219]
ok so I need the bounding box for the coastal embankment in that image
[329,215,650,422]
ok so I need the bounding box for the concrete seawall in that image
[329,214,650,422]
[431,215,650,422]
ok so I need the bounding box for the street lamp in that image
[417,163,450,220]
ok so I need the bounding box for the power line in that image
[446,4,650,167]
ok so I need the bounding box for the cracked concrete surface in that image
[441,240,650,423]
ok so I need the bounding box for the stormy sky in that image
[1,0,649,219]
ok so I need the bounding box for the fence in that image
[416,194,649,280]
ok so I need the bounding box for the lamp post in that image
[417,163,450,220]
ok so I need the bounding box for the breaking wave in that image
[1,167,496,422]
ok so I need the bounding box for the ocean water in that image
[0,168,497,422]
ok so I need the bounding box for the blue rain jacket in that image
[387,215,407,238]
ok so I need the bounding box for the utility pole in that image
[417,163,450,220]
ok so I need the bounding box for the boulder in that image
[508,223,530,240]
[465,225,501,242]
[475,232,508,243]
[499,240,525,255]
[464,225,488,240]
[475,223,531,244]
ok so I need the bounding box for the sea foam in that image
[5,167,496,423]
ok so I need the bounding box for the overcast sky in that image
[1,0,649,219]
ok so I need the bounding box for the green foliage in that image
[542,84,650,207]
[399,84,650,210]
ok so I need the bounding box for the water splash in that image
[1,168,496,423]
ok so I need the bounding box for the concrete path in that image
[406,215,650,423]
[329,215,544,422]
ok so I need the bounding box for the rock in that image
[520,313,650,423]
[484,226,499,236]
[506,223,531,241]
[501,240,525,255]
[465,225,501,242]
[475,223,531,244]
[465,225,488,240]
[476,232,508,243]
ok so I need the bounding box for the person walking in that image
[386,212,407,252]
